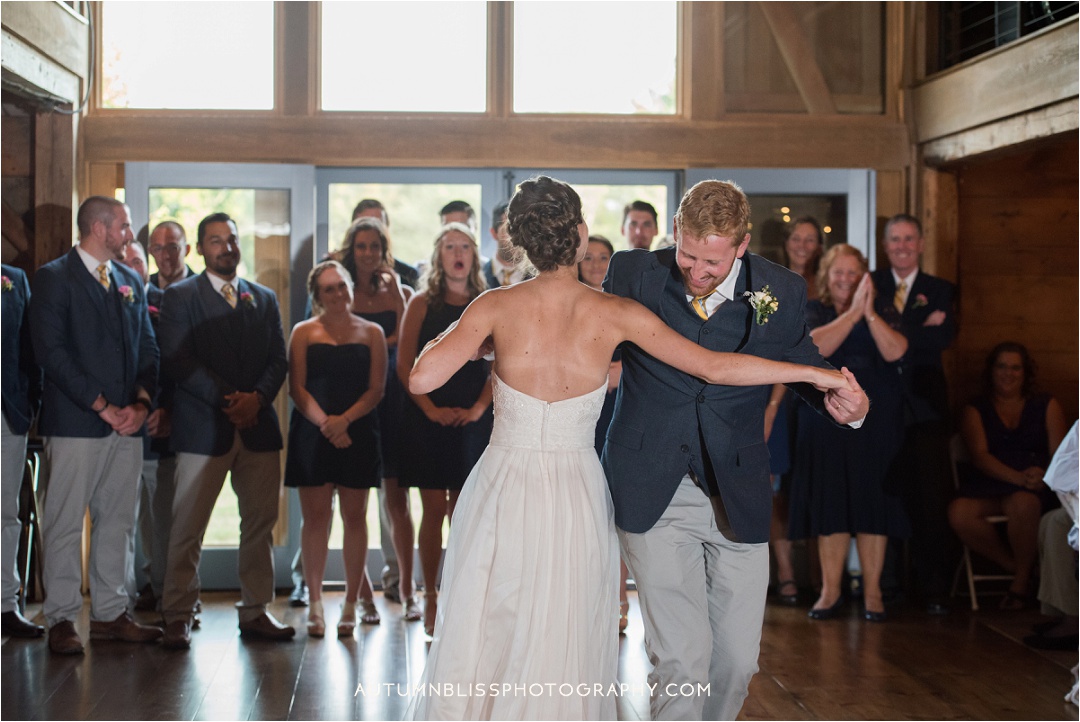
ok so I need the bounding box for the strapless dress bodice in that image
[489,373,607,451]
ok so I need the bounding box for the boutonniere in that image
[148,305,160,318]
[118,285,135,304]
[912,293,928,309]
[240,291,255,309]
[743,285,779,325]
[1,276,12,292]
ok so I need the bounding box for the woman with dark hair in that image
[767,216,825,605]
[336,217,420,624]
[403,176,848,720]
[285,261,386,637]
[787,244,910,622]
[397,222,493,637]
[948,341,1068,609]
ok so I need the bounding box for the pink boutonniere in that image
[148,305,160,317]
[118,285,135,303]
[912,293,929,309]
[1,276,12,292]
[240,291,255,308]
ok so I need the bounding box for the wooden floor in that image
[2,591,1075,721]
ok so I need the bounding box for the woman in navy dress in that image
[339,217,420,623]
[948,342,1068,609]
[285,260,386,637]
[788,244,910,621]
[397,222,493,635]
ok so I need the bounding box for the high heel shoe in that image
[359,598,380,625]
[807,595,845,621]
[337,601,357,638]
[307,600,325,638]
[424,592,438,637]
[618,600,629,634]
[403,595,422,622]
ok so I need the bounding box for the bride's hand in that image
[810,367,848,391]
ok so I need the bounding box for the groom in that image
[603,180,869,720]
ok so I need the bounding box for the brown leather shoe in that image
[162,619,192,650]
[238,612,295,641]
[89,611,163,643]
[48,620,84,655]
[2,610,45,638]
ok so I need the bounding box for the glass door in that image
[125,162,315,589]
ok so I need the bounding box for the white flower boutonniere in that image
[744,285,779,325]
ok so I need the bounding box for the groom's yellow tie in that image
[692,293,713,321]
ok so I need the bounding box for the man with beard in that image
[603,180,868,720]
[31,196,161,654]
[157,212,290,648]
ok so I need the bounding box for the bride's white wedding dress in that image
[405,373,619,721]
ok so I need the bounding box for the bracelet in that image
[867,314,878,323]
[92,398,108,413]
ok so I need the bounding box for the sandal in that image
[999,591,1031,611]
[403,596,422,622]
[307,600,325,638]
[618,600,629,634]
[424,592,438,637]
[338,601,357,637]
[359,598,381,625]
[776,580,799,606]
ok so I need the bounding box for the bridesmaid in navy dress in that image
[338,217,421,623]
[397,222,493,635]
[285,260,386,637]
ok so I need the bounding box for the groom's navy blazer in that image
[602,248,832,543]
[30,249,158,438]
[158,272,286,457]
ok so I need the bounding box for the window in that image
[320,2,487,113]
[101,1,274,110]
[513,1,677,115]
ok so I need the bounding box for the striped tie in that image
[692,293,713,320]
[96,263,110,290]
[893,281,907,314]
[223,283,237,309]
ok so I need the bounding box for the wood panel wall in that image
[951,134,1079,420]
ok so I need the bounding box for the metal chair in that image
[948,434,1013,611]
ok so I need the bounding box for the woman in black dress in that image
[286,260,387,637]
[948,342,1068,608]
[788,244,909,621]
[397,222,492,635]
[338,217,420,623]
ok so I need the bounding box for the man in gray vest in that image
[603,180,868,719]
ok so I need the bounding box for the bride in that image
[404,176,846,721]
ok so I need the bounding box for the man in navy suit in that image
[121,240,175,611]
[603,180,868,720]
[482,200,531,288]
[871,214,957,614]
[30,196,162,654]
[158,212,290,649]
[1,263,43,638]
[147,220,194,290]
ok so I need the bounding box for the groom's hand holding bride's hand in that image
[470,334,494,362]
[824,367,870,426]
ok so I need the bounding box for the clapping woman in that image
[397,222,493,635]
[788,244,910,621]
[285,261,386,637]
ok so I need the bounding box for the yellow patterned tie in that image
[223,283,237,309]
[96,263,110,290]
[893,280,907,314]
[692,293,713,321]
[501,269,512,287]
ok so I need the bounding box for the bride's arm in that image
[409,292,496,395]
[613,296,847,390]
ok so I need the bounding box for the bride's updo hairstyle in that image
[507,175,584,273]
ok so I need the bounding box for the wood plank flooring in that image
[2,592,1075,720]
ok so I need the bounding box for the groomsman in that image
[120,240,174,611]
[31,196,162,654]
[621,200,660,250]
[158,212,290,649]
[482,201,531,288]
[872,214,957,613]
[147,221,193,290]
[1,263,43,638]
